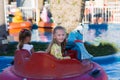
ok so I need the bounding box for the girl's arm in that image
[31,48,34,53]
[51,44,70,59]
[51,44,64,59]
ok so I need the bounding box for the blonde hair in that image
[46,26,66,54]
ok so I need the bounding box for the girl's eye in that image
[58,34,61,36]
[62,34,66,36]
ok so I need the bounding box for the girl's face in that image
[24,36,31,43]
[54,29,66,44]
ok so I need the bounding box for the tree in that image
[49,0,85,33]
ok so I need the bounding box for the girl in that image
[17,29,34,54]
[11,29,34,65]
[46,26,70,59]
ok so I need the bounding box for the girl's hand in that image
[64,56,71,59]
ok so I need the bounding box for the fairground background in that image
[0,0,120,80]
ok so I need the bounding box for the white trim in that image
[36,0,39,24]
[4,0,8,31]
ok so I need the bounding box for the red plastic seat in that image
[13,49,92,79]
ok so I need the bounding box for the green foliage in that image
[84,41,119,57]
[0,42,49,56]
[57,0,60,4]
[0,41,119,57]
[72,1,77,6]
[31,42,49,51]
[48,0,50,3]
[0,42,17,56]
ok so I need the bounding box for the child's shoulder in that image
[52,43,61,49]
[23,44,33,48]
[52,43,57,45]
[52,43,59,47]
[24,44,33,46]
